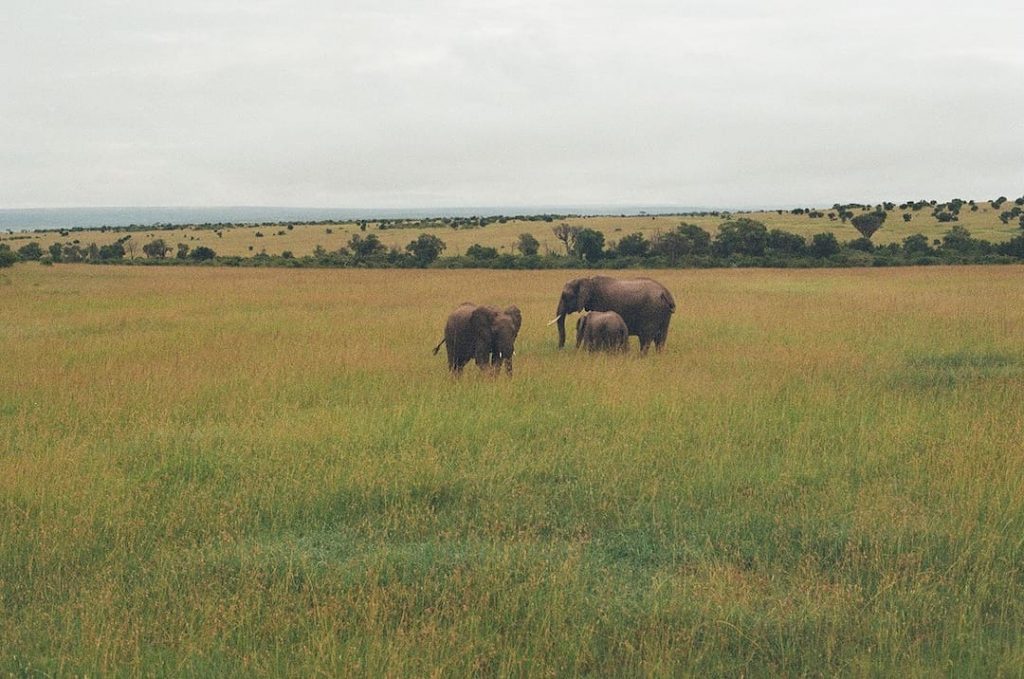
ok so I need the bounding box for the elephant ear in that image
[470,305,497,343]
[577,278,593,311]
[504,306,522,333]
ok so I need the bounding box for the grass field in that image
[2,263,1024,675]
[2,201,1021,259]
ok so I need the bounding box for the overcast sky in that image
[2,0,1022,209]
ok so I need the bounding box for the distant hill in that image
[0,205,709,232]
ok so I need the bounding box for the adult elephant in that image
[576,311,628,352]
[549,276,675,353]
[433,303,523,375]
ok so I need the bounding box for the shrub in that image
[573,228,605,261]
[405,233,446,267]
[0,245,16,268]
[176,243,190,259]
[714,218,768,257]
[189,246,217,261]
[767,229,807,255]
[142,239,171,258]
[348,234,386,258]
[516,233,540,256]
[97,243,125,260]
[902,213,912,222]
[614,232,649,257]
[466,244,499,260]
[847,237,875,252]
[903,233,932,256]
[810,232,840,258]
[652,223,712,262]
[17,242,43,261]
[941,225,977,253]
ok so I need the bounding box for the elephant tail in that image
[661,290,676,313]
[432,338,446,355]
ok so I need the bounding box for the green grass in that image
[2,264,1024,675]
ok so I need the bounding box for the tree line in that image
[7,212,1024,270]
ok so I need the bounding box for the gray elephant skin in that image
[433,303,523,375]
[552,276,675,353]
[576,311,628,352]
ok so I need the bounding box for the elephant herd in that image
[433,275,676,376]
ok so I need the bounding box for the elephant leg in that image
[638,335,652,355]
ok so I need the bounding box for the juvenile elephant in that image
[549,275,675,353]
[433,303,522,375]
[576,311,628,352]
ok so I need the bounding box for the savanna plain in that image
[2,264,1024,676]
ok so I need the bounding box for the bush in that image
[405,233,446,267]
[466,243,499,260]
[573,228,605,261]
[903,233,933,256]
[348,234,386,258]
[614,232,649,257]
[810,232,840,258]
[97,243,125,260]
[516,233,540,256]
[767,229,807,255]
[189,246,217,261]
[17,242,43,261]
[847,237,875,252]
[0,245,16,268]
[143,239,171,258]
[652,224,712,262]
[714,218,768,257]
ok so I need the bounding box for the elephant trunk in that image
[557,314,567,348]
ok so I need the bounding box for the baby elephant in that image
[433,303,523,375]
[576,311,628,353]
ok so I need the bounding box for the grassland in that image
[2,263,1024,675]
[2,202,1020,260]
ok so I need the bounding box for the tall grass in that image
[2,264,1023,675]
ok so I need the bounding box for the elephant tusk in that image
[546,315,563,326]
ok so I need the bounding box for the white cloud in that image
[1,0,1021,208]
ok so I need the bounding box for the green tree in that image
[97,243,126,260]
[573,228,605,261]
[941,225,976,253]
[614,232,649,257]
[516,233,540,256]
[142,239,171,258]
[0,245,16,268]
[714,218,768,257]
[176,243,190,259]
[767,229,806,255]
[48,243,63,262]
[348,233,386,258]
[809,232,840,258]
[651,223,711,262]
[902,233,932,256]
[850,210,887,240]
[406,233,446,267]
